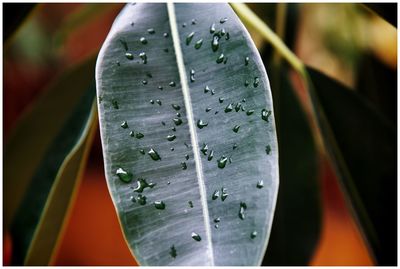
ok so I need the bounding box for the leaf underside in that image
[96,3,278,266]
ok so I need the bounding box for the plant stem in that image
[231,3,305,75]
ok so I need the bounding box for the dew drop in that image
[244,80,250,87]
[239,202,247,220]
[212,35,219,52]
[156,99,162,106]
[185,154,189,160]
[116,61,120,66]
[121,121,128,129]
[233,143,238,150]
[172,127,177,132]
[214,217,220,223]
[266,145,271,155]
[205,107,212,112]
[133,178,156,193]
[148,148,161,160]
[191,232,201,241]
[184,142,190,148]
[217,155,228,169]
[197,119,208,129]
[210,23,216,33]
[147,28,155,34]
[228,157,232,164]
[130,21,134,26]
[215,224,219,229]
[163,32,169,38]
[130,196,136,203]
[257,180,264,189]
[173,118,183,126]
[225,32,230,40]
[176,112,181,117]
[251,231,257,239]
[188,201,194,208]
[194,39,203,49]
[119,39,128,51]
[140,37,147,44]
[139,149,145,155]
[261,109,272,122]
[171,104,181,110]
[220,17,228,23]
[167,134,176,141]
[190,69,195,82]
[139,52,147,64]
[246,109,254,116]
[221,28,226,36]
[212,190,220,200]
[224,103,233,113]
[161,121,166,126]
[204,86,210,93]
[186,32,195,45]
[169,81,176,87]
[154,200,166,210]
[181,162,187,170]
[219,97,224,103]
[137,194,147,205]
[130,131,135,137]
[191,18,197,25]
[207,150,214,161]
[221,187,228,201]
[253,77,260,87]
[135,132,144,139]
[211,89,215,95]
[142,80,147,85]
[171,147,174,151]
[170,245,177,258]
[182,22,187,28]
[216,53,224,63]
[116,168,133,183]
[245,56,250,66]
[235,103,242,112]
[233,125,240,133]
[125,52,134,60]
[200,143,208,155]
[164,48,169,53]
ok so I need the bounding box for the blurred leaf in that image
[3,3,36,42]
[5,57,97,265]
[96,3,279,266]
[262,66,321,265]
[307,66,396,265]
[355,52,397,124]
[364,3,397,27]
[54,4,116,48]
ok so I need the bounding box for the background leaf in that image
[364,3,397,27]
[262,66,321,265]
[96,3,278,266]
[6,57,97,265]
[307,67,397,265]
[3,3,36,42]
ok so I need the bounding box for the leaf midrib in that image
[167,2,215,265]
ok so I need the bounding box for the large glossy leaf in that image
[7,58,98,265]
[307,67,396,265]
[96,3,278,266]
[262,66,321,265]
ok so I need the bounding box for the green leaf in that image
[307,67,396,265]
[96,3,278,266]
[6,57,97,265]
[263,67,321,265]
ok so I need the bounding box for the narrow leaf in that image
[307,67,396,265]
[7,57,97,265]
[96,3,278,266]
[263,67,321,265]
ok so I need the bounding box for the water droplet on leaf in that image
[181,162,187,170]
[200,143,208,155]
[173,118,182,126]
[216,53,224,63]
[212,190,220,200]
[266,144,271,154]
[186,32,195,45]
[116,168,133,183]
[191,232,201,241]
[208,150,214,161]
[261,109,272,122]
[170,245,177,258]
[257,180,264,189]
[220,17,228,23]
[154,200,166,210]
[217,156,228,169]
[224,103,233,113]
[121,121,128,129]
[253,77,260,87]
[246,109,254,116]
[233,125,240,133]
[167,134,176,141]
[133,178,156,193]
[140,37,147,44]
[125,52,134,60]
[239,202,247,220]
[148,148,161,160]
[197,119,208,129]
[195,39,203,49]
